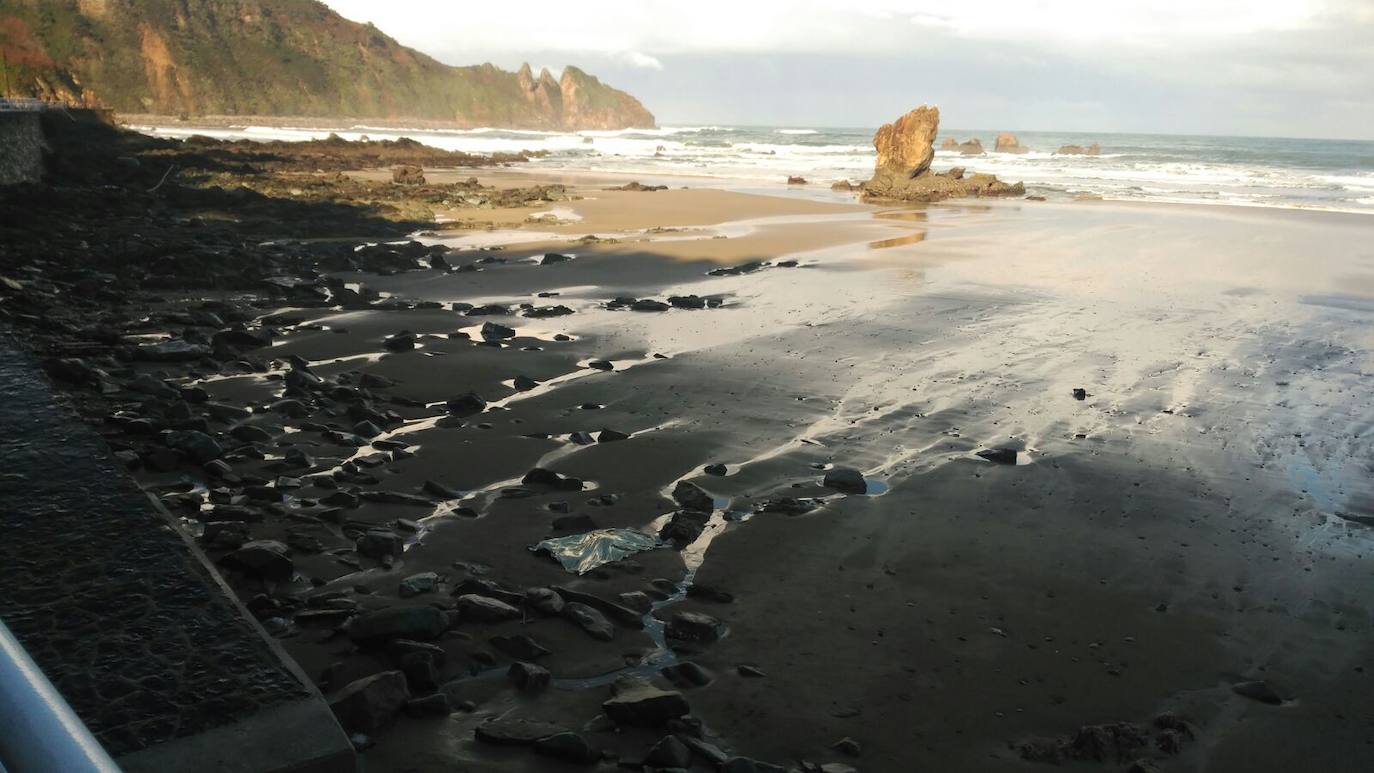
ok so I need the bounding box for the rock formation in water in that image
[940,137,986,155]
[863,106,1025,202]
[0,0,655,130]
[995,132,1029,154]
[1056,143,1102,155]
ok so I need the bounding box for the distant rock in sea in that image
[941,137,986,155]
[995,132,1029,154]
[863,106,1025,202]
[1057,143,1102,155]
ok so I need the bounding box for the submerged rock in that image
[1057,143,1102,155]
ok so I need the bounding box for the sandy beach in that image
[5,115,1374,771]
[172,172,1374,770]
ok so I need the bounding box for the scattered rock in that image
[1072,387,1088,400]
[163,429,223,463]
[392,164,425,185]
[348,606,447,643]
[564,602,615,641]
[524,587,566,615]
[976,448,1018,465]
[398,572,439,598]
[541,252,572,265]
[787,176,808,185]
[446,392,487,415]
[508,661,552,691]
[479,321,516,341]
[356,528,404,559]
[645,735,692,767]
[704,463,728,476]
[601,679,690,726]
[456,594,522,622]
[672,480,715,513]
[534,732,600,763]
[1233,680,1283,705]
[665,611,725,643]
[475,718,565,746]
[221,540,294,581]
[822,467,866,494]
[328,671,409,734]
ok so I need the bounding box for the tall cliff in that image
[0,0,655,130]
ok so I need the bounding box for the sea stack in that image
[995,132,1029,153]
[863,106,1025,202]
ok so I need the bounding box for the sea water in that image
[134,123,1374,214]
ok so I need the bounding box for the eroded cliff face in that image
[0,0,656,130]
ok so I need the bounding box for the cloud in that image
[620,51,664,70]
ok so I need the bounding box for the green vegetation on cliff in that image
[0,0,655,130]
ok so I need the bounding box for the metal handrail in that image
[0,619,122,772]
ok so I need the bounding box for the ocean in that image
[134,123,1374,215]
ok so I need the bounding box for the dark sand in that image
[122,173,1374,771]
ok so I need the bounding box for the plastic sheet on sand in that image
[531,529,661,574]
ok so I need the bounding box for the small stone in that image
[328,671,410,734]
[587,359,613,371]
[630,299,670,312]
[601,679,690,726]
[976,448,1018,465]
[822,467,866,494]
[221,540,293,581]
[1071,387,1088,400]
[737,664,766,678]
[480,321,516,341]
[348,606,447,643]
[384,331,416,351]
[1232,680,1283,705]
[564,602,614,641]
[398,572,439,598]
[456,594,522,622]
[832,737,862,756]
[541,252,572,265]
[163,429,223,463]
[524,587,566,615]
[534,731,599,763]
[661,661,713,687]
[508,661,552,691]
[645,735,691,767]
[446,392,487,415]
[513,375,540,391]
[422,479,463,499]
[672,480,715,513]
[596,428,630,442]
[665,611,724,643]
[475,718,565,746]
[356,529,403,559]
[704,463,728,476]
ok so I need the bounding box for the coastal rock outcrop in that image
[1057,143,1102,155]
[863,106,1025,202]
[995,132,1029,153]
[940,137,985,155]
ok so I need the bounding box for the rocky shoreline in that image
[0,112,859,772]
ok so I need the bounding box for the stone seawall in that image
[0,112,45,185]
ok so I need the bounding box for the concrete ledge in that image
[118,698,356,773]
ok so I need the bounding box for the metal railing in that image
[0,619,122,773]
[0,98,63,112]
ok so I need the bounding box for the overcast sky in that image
[323,0,1374,139]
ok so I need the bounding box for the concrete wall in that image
[0,112,45,185]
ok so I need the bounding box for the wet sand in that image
[140,172,1374,771]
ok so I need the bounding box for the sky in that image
[323,0,1374,139]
